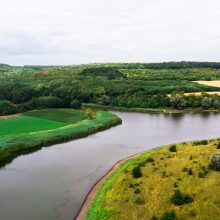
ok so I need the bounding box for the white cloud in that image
[0,0,219,65]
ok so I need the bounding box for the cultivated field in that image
[86,140,220,220]
[195,80,220,88]
[0,109,86,136]
[182,91,220,96]
[0,109,121,167]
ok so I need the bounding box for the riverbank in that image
[78,138,220,220]
[82,103,220,114]
[0,110,122,168]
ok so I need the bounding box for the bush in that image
[85,108,96,119]
[160,211,177,220]
[0,100,17,115]
[134,195,145,205]
[146,157,155,163]
[217,142,220,149]
[70,100,81,109]
[170,189,194,205]
[193,140,208,146]
[132,166,142,178]
[169,145,177,152]
[173,182,178,188]
[134,188,141,194]
[29,96,64,109]
[187,168,193,175]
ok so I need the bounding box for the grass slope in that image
[22,108,86,123]
[0,109,121,167]
[0,109,86,136]
[86,139,220,220]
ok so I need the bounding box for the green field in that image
[0,109,121,167]
[86,139,220,220]
[0,109,86,136]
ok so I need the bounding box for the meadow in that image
[0,109,86,136]
[0,109,121,167]
[85,139,220,220]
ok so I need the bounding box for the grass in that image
[0,109,122,167]
[0,109,86,136]
[86,139,220,220]
[22,108,86,123]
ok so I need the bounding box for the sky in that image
[0,0,220,65]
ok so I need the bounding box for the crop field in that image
[195,80,220,88]
[0,109,86,136]
[86,139,220,220]
[0,109,121,167]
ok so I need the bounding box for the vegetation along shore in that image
[79,139,220,220]
[0,108,122,168]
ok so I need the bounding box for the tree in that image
[70,100,81,109]
[213,99,220,109]
[97,95,110,106]
[201,97,212,109]
[170,94,186,109]
[29,96,64,108]
[0,100,17,115]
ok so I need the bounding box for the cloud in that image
[0,0,220,65]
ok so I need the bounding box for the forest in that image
[1,62,220,115]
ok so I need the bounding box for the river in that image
[0,111,220,220]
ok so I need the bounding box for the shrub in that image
[187,168,193,175]
[189,155,193,160]
[151,216,158,220]
[0,100,17,115]
[182,167,188,172]
[170,189,194,205]
[29,96,64,109]
[193,140,208,146]
[173,182,178,188]
[70,100,81,109]
[217,142,220,149]
[85,108,96,119]
[134,188,141,194]
[132,166,142,178]
[146,157,155,163]
[160,211,177,220]
[169,145,177,152]
[134,195,145,205]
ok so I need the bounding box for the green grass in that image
[86,139,220,220]
[22,108,86,123]
[0,109,86,136]
[0,116,66,136]
[0,110,122,167]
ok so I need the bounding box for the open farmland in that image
[0,109,121,167]
[0,109,86,136]
[194,80,220,88]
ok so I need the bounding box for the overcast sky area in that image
[0,0,220,65]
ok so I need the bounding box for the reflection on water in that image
[0,111,220,220]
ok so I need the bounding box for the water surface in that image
[0,112,220,220]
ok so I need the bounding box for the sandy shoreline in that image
[74,147,159,220]
[74,158,126,220]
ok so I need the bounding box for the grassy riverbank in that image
[85,139,220,220]
[83,103,220,114]
[0,109,122,168]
